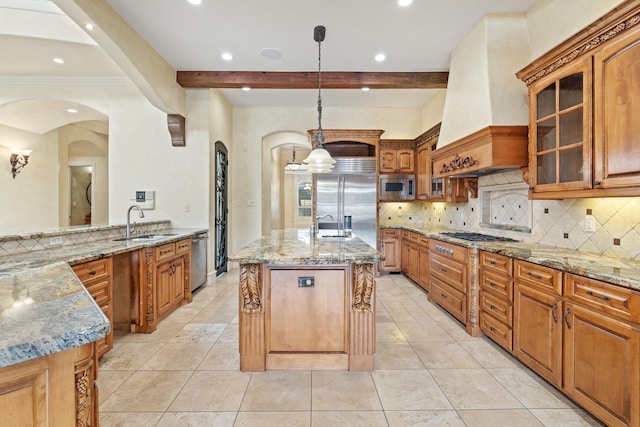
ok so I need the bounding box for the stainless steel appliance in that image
[316,173,377,249]
[191,231,208,291]
[379,174,415,201]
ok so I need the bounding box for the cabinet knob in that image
[593,180,601,186]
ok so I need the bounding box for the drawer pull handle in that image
[586,290,611,301]
[441,293,447,299]
[490,326,496,332]
[527,271,543,280]
[92,295,97,300]
[440,267,447,273]
[489,260,496,265]
[489,304,495,310]
[89,270,97,276]
[489,282,496,287]
[551,302,558,323]
[565,307,572,329]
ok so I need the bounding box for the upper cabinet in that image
[517,2,640,199]
[378,140,414,174]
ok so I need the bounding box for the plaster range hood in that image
[431,125,529,178]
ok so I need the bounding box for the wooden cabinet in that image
[400,230,419,282]
[379,228,401,272]
[517,3,640,198]
[73,257,113,359]
[0,343,97,426]
[428,239,468,324]
[155,239,190,319]
[563,273,639,427]
[479,251,514,351]
[418,235,429,292]
[415,143,430,200]
[379,140,415,174]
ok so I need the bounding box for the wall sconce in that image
[10,149,31,179]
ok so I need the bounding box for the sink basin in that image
[318,231,353,239]
[113,233,177,242]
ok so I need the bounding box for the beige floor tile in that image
[529,408,605,426]
[458,337,520,368]
[376,322,407,343]
[430,368,523,410]
[191,305,237,323]
[372,370,452,411]
[488,368,575,408]
[169,322,227,343]
[235,411,310,426]
[156,411,236,426]
[96,370,135,404]
[115,322,186,344]
[375,307,394,323]
[385,410,466,426]
[99,342,165,370]
[161,306,201,323]
[396,321,453,342]
[311,410,387,427]
[311,371,382,411]
[412,341,482,368]
[198,342,240,370]
[217,323,239,343]
[99,412,163,426]
[240,371,311,411]
[374,341,425,370]
[100,370,192,412]
[458,409,544,426]
[140,342,212,370]
[169,370,251,411]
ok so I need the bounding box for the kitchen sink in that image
[318,231,353,239]
[113,233,177,242]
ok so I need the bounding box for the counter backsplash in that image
[379,170,640,261]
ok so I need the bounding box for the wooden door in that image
[513,283,563,387]
[529,58,592,193]
[156,261,173,317]
[418,244,430,292]
[416,145,429,200]
[379,149,397,173]
[396,149,414,173]
[401,239,411,275]
[408,243,419,282]
[171,257,185,305]
[380,235,400,271]
[563,303,639,427]
[593,29,640,189]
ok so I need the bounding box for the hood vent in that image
[329,157,377,174]
[431,126,528,178]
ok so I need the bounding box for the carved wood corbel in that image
[352,263,374,313]
[240,264,262,313]
[464,178,479,199]
[167,114,186,147]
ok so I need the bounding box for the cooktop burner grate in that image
[441,232,518,242]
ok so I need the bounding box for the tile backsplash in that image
[380,171,640,261]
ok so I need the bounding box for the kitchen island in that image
[229,229,383,372]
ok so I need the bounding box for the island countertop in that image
[229,229,383,265]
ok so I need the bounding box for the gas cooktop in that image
[440,232,518,242]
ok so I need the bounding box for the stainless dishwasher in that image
[191,231,208,291]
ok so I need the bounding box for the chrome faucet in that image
[126,205,145,239]
[311,214,335,236]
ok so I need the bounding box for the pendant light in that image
[303,25,336,173]
[284,144,305,172]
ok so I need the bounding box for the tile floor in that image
[98,270,604,427]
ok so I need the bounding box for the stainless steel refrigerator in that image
[315,173,377,249]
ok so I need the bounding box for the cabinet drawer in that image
[430,276,466,323]
[401,230,411,240]
[73,258,110,283]
[565,273,640,323]
[84,278,111,306]
[430,254,466,293]
[514,260,562,295]
[480,270,513,300]
[480,312,513,352]
[409,232,420,243]
[176,239,190,255]
[156,242,176,262]
[480,251,513,276]
[381,228,399,238]
[429,239,467,263]
[480,291,512,326]
[419,236,429,246]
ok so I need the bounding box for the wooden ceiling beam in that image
[176,71,448,89]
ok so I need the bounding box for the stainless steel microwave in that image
[379,175,415,200]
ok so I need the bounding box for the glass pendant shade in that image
[303,147,336,173]
[284,145,306,172]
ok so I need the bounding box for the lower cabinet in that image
[428,239,467,324]
[379,228,401,272]
[401,230,419,282]
[156,239,190,319]
[0,343,97,426]
[418,236,429,292]
[479,251,514,351]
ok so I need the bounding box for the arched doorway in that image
[214,141,229,276]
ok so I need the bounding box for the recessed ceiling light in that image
[187,0,202,5]
[85,23,94,31]
[398,0,413,6]
[261,48,282,60]
[361,87,370,92]
[53,57,64,64]
[374,53,386,62]
[242,87,251,91]
[221,52,233,61]
[66,108,78,114]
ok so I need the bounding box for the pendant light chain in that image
[316,31,324,147]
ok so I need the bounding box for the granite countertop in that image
[383,225,640,291]
[0,227,206,368]
[229,229,383,265]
